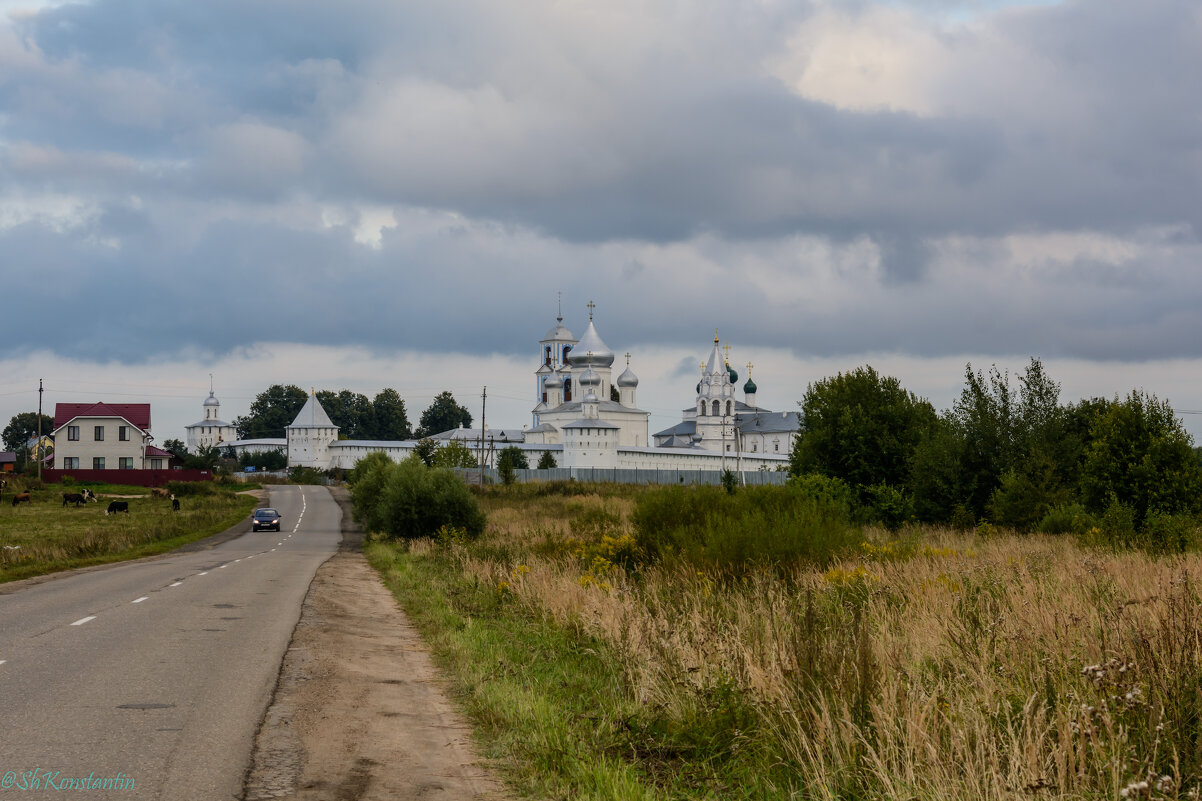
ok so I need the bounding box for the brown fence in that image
[42,469,213,487]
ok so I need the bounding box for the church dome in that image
[544,373,563,389]
[617,366,639,387]
[579,366,601,388]
[567,320,615,368]
[203,391,220,407]
[744,377,757,394]
[543,319,576,343]
[727,364,738,383]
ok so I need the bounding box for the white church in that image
[210,303,801,475]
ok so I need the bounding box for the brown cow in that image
[12,492,31,507]
[151,487,169,498]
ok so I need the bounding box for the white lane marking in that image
[132,597,149,604]
[169,582,182,588]
[0,660,7,666]
[197,571,208,576]
[235,559,242,562]
[218,564,228,569]
[270,548,276,552]
[71,616,96,626]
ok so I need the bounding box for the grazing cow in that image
[106,501,129,515]
[12,492,31,507]
[62,492,88,507]
[0,478,7,490]
[151,487,169,498]
[80,488,97,502]
[172,496,180,512]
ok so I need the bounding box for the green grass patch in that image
[365,540,799,800]
[0,485,257,583]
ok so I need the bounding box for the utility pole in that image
[36,378,43,480]
[479,386,487,477]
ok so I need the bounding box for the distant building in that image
[185,387,238,452]
[0,451,15,473]
[278,304,798,474]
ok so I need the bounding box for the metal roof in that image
[287,393,336,429]
[54,402,151,432]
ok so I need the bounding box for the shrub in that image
[60,475,76,487]
[860,483,913,529]
[1036,503,1094,535]
[536,451,557,470]
[288,466,326,485]
[352,455,485,540]
[633,483,858,570]
[789,472,855,518]
[1139,511,1198,554]
[166,480,219,497]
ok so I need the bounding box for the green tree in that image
[497,446,529,484]
[537,451,558,470]
[433,440,478,468]
[948,364,1017,516]
[791,366,938,491]
[371,388,411,440]
[1080,391,1202,525]
[3,412,54,467]
[413,437,439,467]
[316,390,374,439]
[162,438,189,459]
[240,449,287,471]
[182,443,222,471]
[234,385,308,439]
[415,391,472,438]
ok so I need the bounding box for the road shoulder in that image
[242,488,508,801]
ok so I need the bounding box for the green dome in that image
[744,378,757,394]
[727,364,738,383]
[695,381,701,393]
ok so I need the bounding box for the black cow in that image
[106,501,129,515]
[63,493,88,507]
[172,497,180,512]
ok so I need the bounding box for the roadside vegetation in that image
[0,477,257,583]
[354,353,1202,799]
[362,477,1202,800]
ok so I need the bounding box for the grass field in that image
[0,480,259,583]
[365,483,1202,801]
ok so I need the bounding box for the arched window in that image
[699,402,706,416]
[563,377,572,402]
[726,401,733,416]
[544,346,552,366]
[712,400,720,416]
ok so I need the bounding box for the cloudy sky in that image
[2,0,1201,443]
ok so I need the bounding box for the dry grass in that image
[449,490,1202,799]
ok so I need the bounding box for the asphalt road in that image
[0,485,341,800]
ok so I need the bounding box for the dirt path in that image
[242,489,509,801]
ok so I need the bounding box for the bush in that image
[60,475,76,487]
[1036,503,1094,535]
[537,451,558,470]
[350,454,485,540]
[288,466,326,485]
[1141,511,1198,554]
[166,480,219,497]
[790,472,855,518]
[633,483,858,570]
[860,483,913,529]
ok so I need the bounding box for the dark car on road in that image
[252,507,282,532]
